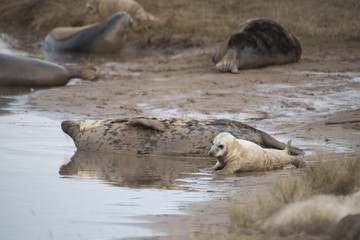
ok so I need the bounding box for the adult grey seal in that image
[40,12,133,53]
[213,18,302,73]
[0,54,96,86]
[61,117,304,157]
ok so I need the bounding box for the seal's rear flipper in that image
[261,131,304,156]
[284,140,292,154]
[80,66,97,80]
[128,119,167,132]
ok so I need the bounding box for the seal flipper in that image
[215,49,239,73]
[66,66,97,80]
[284,140,292,154]
[212,161,225,171]
[260,131,304,156]
[283,139,306,168]
[128,119,167,132]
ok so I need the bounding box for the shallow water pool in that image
[0,112,214,240]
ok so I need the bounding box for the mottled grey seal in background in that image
[213,18,302,73]
[61,117,304,157]
[39,12,133,54]
[0,54,96,86]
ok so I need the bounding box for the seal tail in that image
[283,139,306,168]
[261,132,304,156]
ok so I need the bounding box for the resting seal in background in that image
[39,12,133,54]
[208,132,305,174]
[61,117,304,157]
[0,54,96,86]
[84,0,158,22]
[262,191,360,236]
[213,18,302,73]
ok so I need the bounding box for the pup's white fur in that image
[208,132,304,174]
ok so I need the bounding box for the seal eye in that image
[219,144,224,149]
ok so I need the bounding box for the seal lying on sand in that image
[208,132,305,174]
[84,0,158,22]
[213,18,302,73]
[40,12,133,53]
[0,54,96,86]
[262,191,360,236]
[61,117,304,157]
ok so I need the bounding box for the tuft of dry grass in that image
[303,155,360,195]
[227,156,360,239]
[0,0,87,39]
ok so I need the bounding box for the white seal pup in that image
[213,18,302,73]
[208,132,305,174]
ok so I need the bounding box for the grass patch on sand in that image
[0,0,359,48]
[227,156,360,239]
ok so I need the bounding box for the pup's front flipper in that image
[215,163,237,176]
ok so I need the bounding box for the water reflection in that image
[0,88,34,114]
[0,112,216,240]
[60,151,215,190]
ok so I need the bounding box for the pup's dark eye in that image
[219,144,224,149]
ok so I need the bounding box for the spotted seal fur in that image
[61,117,304,156]
[213,18,302,73]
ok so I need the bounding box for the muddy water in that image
[0,36,214,240]
[0,109,217,240]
